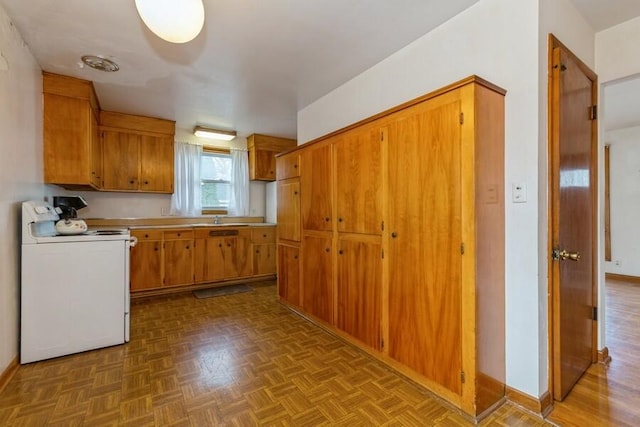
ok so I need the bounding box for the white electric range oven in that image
[20,201,137,364]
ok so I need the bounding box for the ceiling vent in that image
[81,55,119,72]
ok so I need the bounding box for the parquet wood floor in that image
[0,281,550,426]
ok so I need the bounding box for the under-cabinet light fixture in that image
[194,126,237,141]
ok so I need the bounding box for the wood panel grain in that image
[387,94,463,395]
[130,240,163,291]
[302,233,333,324]
[337,235,382,350]
[253,243,277,275]
[102,130,139,190]
[277,243,300,306]
[276,152,300,180]
[99,110,175,135]
[300,144,333,232]
[163,239,193,287]
[334,123,383,235]
[277,179,301,242]
[140,135,174,193]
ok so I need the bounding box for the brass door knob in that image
[552,248,581,261]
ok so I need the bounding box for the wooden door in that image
[163,239,193,286]
[335,124,383,235]
[224,232,252,278]
[140,135,174,193]
[102,130,139,190]
[302,234,333,324]
[253,244,276,275]
[130,240,162,291]
[550,39,597,400]
[300,144,333,231]
[277,244,300,305]
[277,180,301,241]
[251,149,277,180]
[337,236,382,350]
[387,94,463,395]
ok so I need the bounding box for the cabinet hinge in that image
[381,221,384,231]
[459,112,464,125]
[381,338,384,349]
[592,306,598,321]
[589,105,598,121]
[461,371,466,384]
[381,249,384,259]
[461,243,465,255]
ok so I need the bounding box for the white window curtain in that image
[228,148,249,216]
[170,142,203,216]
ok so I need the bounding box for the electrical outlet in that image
[615,260,621,267]
[161,207,168,216]
[512,183,527,203]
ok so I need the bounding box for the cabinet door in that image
[335,124,383,235]
[253,244,276,275]
[301,234,333,324]
[163,239,194,287]
[140,135,174,193]
[300,144,332,231]
[250,149,277,181]
[130,240,162,291]
[194,237,225,283]
[43,93,93,186]
[277,244,300,305]
[337,236,382,350]
[224,231,252,278]
[387,95,463,394]
[102,130,139,190]
[277,180,300,241]
[90,110,102,188]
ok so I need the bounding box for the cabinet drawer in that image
[132,229,163,240]
[163,229,194,240]
[276,153,300,179]
[252,227,276,243]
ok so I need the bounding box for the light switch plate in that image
[512,183,527,203]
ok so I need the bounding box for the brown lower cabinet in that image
[131,226,275,293]
[277,243,300,306]
[276,76,506,419]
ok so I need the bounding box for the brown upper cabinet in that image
[43,72,102,190]
[248,133,297,181]
[100,111,175,193]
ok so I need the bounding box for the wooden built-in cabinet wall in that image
[130,226,276,294]
[248,133,297,181]
[276,76,506,419]
[43,72,175,193]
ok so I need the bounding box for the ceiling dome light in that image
[135,0,205,44]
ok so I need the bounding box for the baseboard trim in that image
[598,346,612,365]
[0,356,19,394]
[506,387,553,418]
[605,273,640,285]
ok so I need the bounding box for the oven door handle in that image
[129,236,138,248]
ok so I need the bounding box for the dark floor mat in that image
[193,284,253,299]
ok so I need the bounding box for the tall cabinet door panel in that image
[301,234,333,324]
[277,244,300,306]
[387,96,463,395]
[163,240,193,287]
[102,131,139,190]
[337,236,382,350]
[130,241,162,291]
[300,145,333,231]
[277,180,301,241]
[335,125,383,235]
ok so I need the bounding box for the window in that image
[201,150,231,212]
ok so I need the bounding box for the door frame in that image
[547,34,599,402]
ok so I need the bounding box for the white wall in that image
[604,126,640,276]
[595,15,640,352]
[298,0,594,398]
[0,5,48,372]
[52,135,267,219]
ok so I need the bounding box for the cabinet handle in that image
[294,191,298,195]
[339,250,343,255]
[177,233,181,237]
[294,164,298,168]
[154,247,158,252]
[294,255,298,259]
[256,250,260,254]
[391,232,398,238]
[129,180,135,184]
[186,246,190,250]
[263,234,267,238]
[145,234,149,238]
[144,180,149,185]
[324,217,330,222]
[218,244,222,247]
[325,248,330,253]
[338,217,343,222]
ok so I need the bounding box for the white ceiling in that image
[2,0,640,140]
